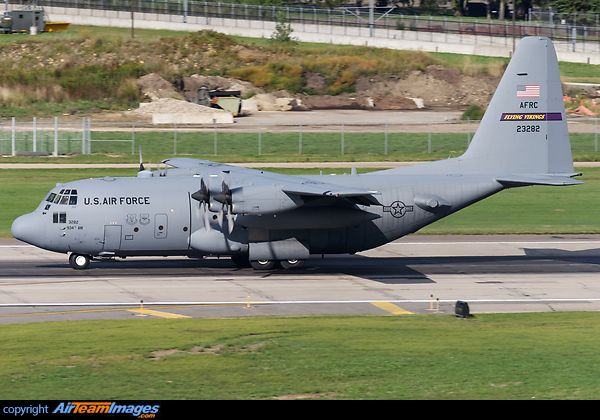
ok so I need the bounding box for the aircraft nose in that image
[11,213,45,246]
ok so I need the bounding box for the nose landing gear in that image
[69,253,90,270]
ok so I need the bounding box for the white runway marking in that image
[1,298,600,308]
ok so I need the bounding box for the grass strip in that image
[1,313,599,399]
[3,131,600,162]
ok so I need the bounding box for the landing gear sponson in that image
[67,252,304,271]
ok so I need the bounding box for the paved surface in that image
[1,235,600,323]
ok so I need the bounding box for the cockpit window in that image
[47,190,78,206]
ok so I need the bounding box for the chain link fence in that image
[3,117,600,158]
[26,0,600,53]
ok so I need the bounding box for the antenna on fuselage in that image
[136,148,152,178]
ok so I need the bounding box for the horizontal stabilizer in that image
[496,174,584,187]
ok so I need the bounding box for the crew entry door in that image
[103,225,122,251]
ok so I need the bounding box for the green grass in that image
[1,166,596,238]
[420,165,598,235]
[1,312,600,399]
[4,130,600,162]
[558,60,600,84]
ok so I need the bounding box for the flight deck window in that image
[49,190,78,206]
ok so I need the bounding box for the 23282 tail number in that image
[516,125,540,133]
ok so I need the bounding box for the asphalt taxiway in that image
[1,235,600,323]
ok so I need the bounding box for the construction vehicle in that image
[191,86,242,116]
[2,0,70,34]
[0,12,11,34]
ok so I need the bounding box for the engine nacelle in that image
[230,185,303,215]
[189,228,247,254]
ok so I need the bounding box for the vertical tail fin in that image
[460,36,579,183]
[395,37,581,185]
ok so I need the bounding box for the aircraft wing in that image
[163,157,212,168]
[164,157,382,209]
[281,181,382,206]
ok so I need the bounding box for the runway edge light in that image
[455,300,470,318]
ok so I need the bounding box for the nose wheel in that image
[69,253,90,270]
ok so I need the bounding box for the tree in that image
[551,0,600,13]
[270,12,298,46]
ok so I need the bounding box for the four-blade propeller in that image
[192,171,235,234]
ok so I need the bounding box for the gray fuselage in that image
[13,171,503,259]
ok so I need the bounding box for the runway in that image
[1,234,600,323]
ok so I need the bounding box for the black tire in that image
[250,259,276,270]
[69,253,90,270]
[280,259,305,270]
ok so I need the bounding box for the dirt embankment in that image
[130,65,499,118]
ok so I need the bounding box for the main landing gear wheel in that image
[69,253,90,270]
[250,259,276,270]
[280,259,305,270]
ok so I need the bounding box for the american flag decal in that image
[517,85,540,97]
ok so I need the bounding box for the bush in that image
[228,61,303,93]
[461,105,485,120]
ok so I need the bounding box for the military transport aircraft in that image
[11,36,583,270]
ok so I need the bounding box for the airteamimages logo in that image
[52,402,160,418]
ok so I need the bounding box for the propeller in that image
[191,178,211,232]
[191,171,236,234]
[136,149,153,178]
[156,161,167,177]
[213,171,235,234]
[139,149,145,172]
